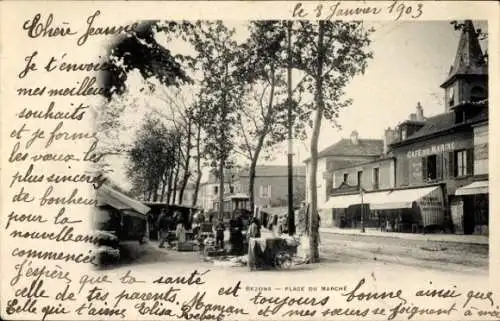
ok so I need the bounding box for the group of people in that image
[157,209,186,248]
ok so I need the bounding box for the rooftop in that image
[441,20,488,88]
[238,165,306,177]
[305,138,384,162]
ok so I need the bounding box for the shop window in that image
[357,171,363,189]
[372,168,380,190]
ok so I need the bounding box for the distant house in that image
[303,131,384,210]
[235,165,306,208]
[198,169,238,211]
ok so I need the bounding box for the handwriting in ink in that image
[153,269,209,286]
[22,13,77,38]
[342,278,407,304]
[11,259,71,287]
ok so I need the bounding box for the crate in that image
[177,242,195,252]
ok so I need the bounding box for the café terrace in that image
[318,20,489,235]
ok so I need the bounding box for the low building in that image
[304,131,384,226]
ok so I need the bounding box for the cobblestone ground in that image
[318,233,488,274]
[113,230,488,277]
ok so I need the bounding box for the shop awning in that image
[96,185,150,216]
[369,186,441,210]
[322,193,362,209]
[455,180,489,196]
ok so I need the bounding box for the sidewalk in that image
[320,227,489,245]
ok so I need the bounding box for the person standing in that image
[157,210,169,248]
[247,217,260,242]
[214,220,225,250]
[176,220,186,250]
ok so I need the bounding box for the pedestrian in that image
[247,217,259,242]
[157,209,169,248]
[176,220,186,249]
[214,220,225,250]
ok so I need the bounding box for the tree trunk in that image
[167,168,174,204]
[309,21,326,263]
[160,176,167,202]
[248,64,276,212]
[178,118,193,205]
[152,179,160,202]
[172,164,179,205]
[192,124,202,207]
[172,140,182,204]
[218,157,225,220]
[249,135,264,212]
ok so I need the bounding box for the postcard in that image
[0,1,499,320]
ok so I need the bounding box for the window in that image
[343,173,349,183]
[425,155,437,180]
[229,186,235,194]
[372,168,380,190]
[213,186,218,194]
[260,184,271,198]
[357,171,363,188]
[456,150,467,176]
[401,127,407,140]
[470,86,486,102]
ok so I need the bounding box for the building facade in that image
[236,165,306,208]
[324,20,488,235]
[304,130,384,225]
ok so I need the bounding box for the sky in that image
[105,20,488,188]
[275,20,488,164]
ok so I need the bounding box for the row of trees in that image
[97,20,374,262]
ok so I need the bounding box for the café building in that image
[324,20,489,234]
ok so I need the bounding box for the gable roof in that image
[305,138,384,162]
[238,165,306,177]
[404,112,456,141]
[391,101,488,146]
[441,20,487,88]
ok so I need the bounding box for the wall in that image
[305,155,380,207]
[332,158,395,191]
[199,183,232,210]
[237,175,306,208]
[473,123,488,175]
[392,131,474,193]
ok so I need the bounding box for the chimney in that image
[383,127,399,154]
[416,102,424,121]
[350,130,359,145]
[383,127,391,154]
[409,113,417,121]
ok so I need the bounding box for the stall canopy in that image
[97,185,150,218]
[369,186,441,210]
[322,193,362,209]
[455,180,489,196]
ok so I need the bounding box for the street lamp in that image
[360,187,365,233]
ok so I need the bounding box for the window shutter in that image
[436,154,443,179]
[268,185,272,198]
[422,157,428,180]
[466,148,474,175]
[442,152,449,178]
[259,185,263,197]
[448,151,455,177]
